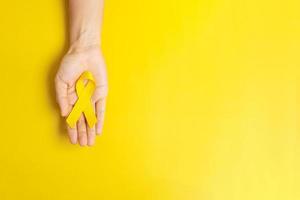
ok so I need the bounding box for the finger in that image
[67,126,78,144]
[92,84,108,104]
[67,85,78,106]
[91,65,108,103]
[87,125,96,146]
[55,74,70,116]
[96,98,107,135]
[77,115,87,146]
[87,103,96,146]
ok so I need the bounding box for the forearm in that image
[69,0,104,50]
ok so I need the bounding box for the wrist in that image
[68,0,103,54]
[69,29,101,53]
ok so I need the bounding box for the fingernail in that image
[96,132,102,136]
[79,138,87,146]
[87,141,95,146]
[79,143,87,147]
[70,137,77,144]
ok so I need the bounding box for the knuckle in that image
[88,128,96,135]
[54,74,61,84]
[78,130,86,136]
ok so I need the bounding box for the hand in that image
[55,45,108,146]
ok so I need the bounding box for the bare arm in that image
[69,0,103,50]
[55,0,108,146]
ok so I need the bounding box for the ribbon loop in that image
[66,71,97,128]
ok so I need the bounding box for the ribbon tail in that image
[66,102,83,128]
[84,103,97,128]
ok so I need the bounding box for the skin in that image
[55,0,108,146]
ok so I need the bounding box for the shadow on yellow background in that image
[1,0,300,199]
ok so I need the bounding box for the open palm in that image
[55,46,108,146]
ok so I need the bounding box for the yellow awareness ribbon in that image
[66,71,97,128]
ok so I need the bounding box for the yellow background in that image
[1,0,300,199]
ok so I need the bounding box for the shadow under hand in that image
[46,0,70,141]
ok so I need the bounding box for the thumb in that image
[55,75,70,116]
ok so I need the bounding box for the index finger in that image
[96,98,107,135]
